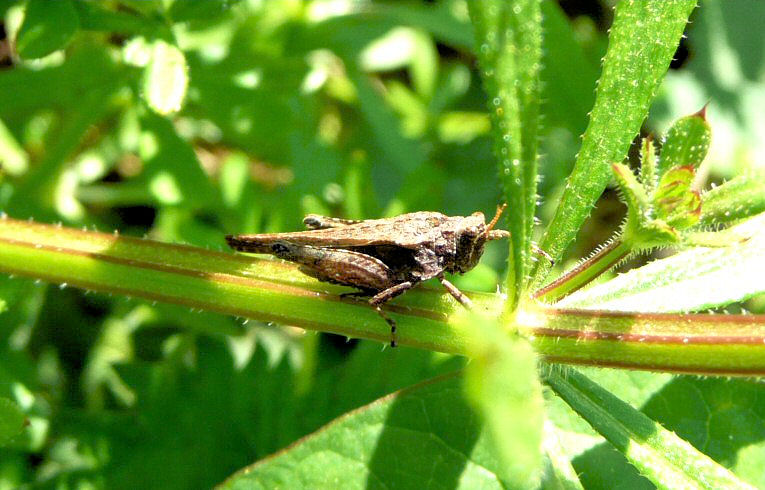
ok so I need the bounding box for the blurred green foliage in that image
[0,0,763,488]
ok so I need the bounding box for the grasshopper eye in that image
[303,217,320,227]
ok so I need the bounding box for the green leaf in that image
[168,0,240,22]
[385,80,428,138]
[654,166,701,229]
[539,0,598,135]
[609,162,680,248]
[639,137,658,197]
[347,69,427,176]
[367,2,473,50]
[543,369,659,488]
[558,213,765,312]
[116,0,165,17]
[544,367,754,490]
[74,1,157,35]
[657,0,764,179]
[468,0,542,309]
[142,40,189,115]
[4,47,121,220]
[70,327,465,488]
[437,112,490,144]
[532,0,697,287]
[553,369,764,488]
[640,376,765,489]
[87,337,287,488]
[657,109,711,177]
[462,313,544,487]
[138,112,220,208]
[612,162,649,228]
[220,374,513,490]
[428,63,471,115]
[0,117,28,176]
[0,397,25,447]
[541,422,585,490]
[409,29,438,100]
[699,170,765,226]
[219,152,261,230]
[15,0,79,59]
[0,42,117,114]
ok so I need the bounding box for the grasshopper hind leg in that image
[268,242,410,347]
[374,307,399,348]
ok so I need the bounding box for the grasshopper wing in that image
[303,214,363,230]
[226,211,451,252]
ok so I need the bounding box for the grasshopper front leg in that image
[370,281,414,347]
[437,274,473,308]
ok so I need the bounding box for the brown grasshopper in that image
[226,204,509,347]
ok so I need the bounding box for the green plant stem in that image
[531,307,765,375]
[533,239,632,303]
[468,0,542,311]
[1,218,765,375]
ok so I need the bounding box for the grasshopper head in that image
[450,205,509,274]
[451,212,488,273]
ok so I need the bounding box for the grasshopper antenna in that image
[481,204,553,263]
[485,203,510,241]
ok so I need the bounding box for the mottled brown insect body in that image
[226,205,509,346]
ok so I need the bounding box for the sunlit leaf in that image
[699,170,765,226]
[657,109,711,177]
[0,397,25,447]
[142,40,189,115]
[15,0,79,59]
[545,367,753,489]
[559,213,765,312]
[654,166,701,228]
[463,313,544,488]
[220,375,514,490]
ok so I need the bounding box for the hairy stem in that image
[1,218,765,375]
[533,239,632,303]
